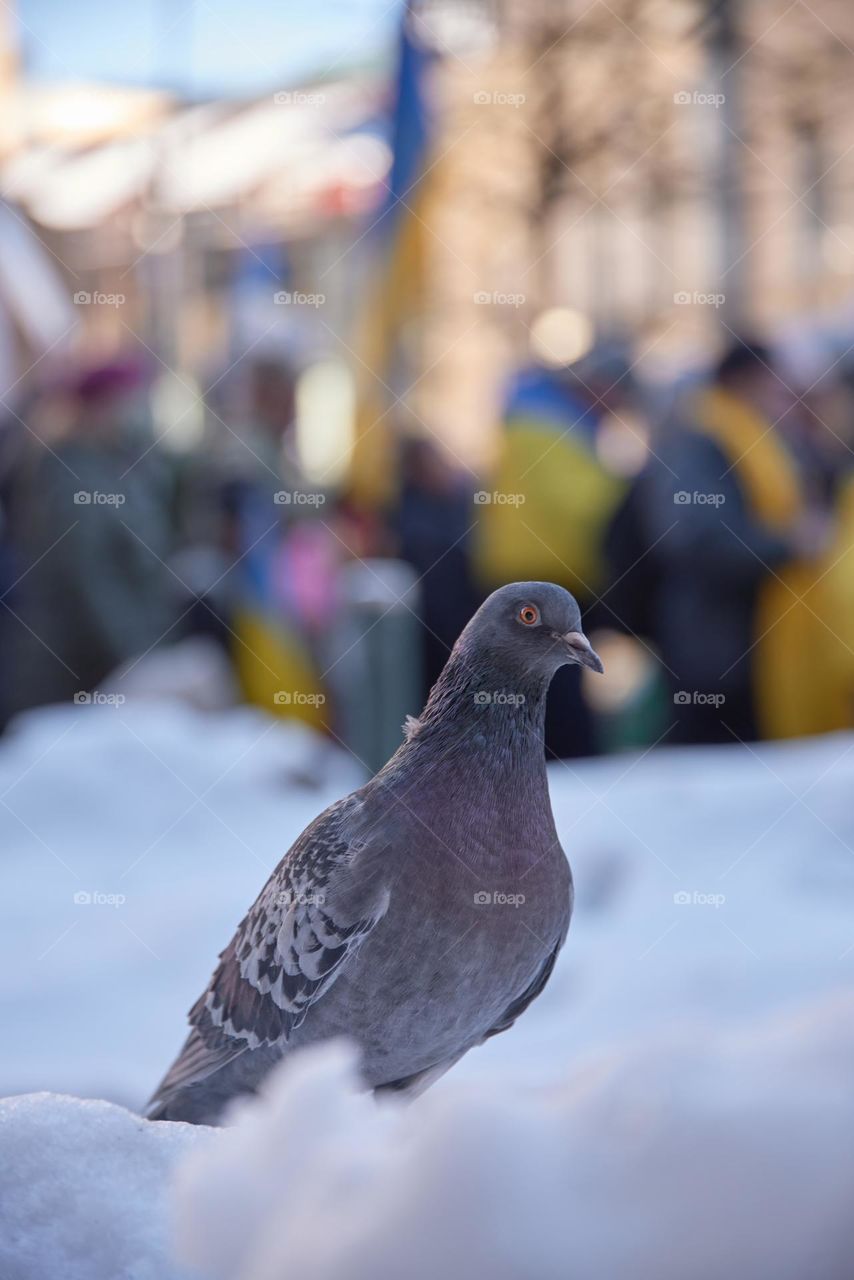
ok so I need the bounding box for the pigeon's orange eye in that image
[519,604,539,626]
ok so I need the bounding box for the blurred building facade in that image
[1,1,854,473]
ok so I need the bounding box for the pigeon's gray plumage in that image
[147,581,602,1124]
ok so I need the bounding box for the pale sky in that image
[18,0,404,97]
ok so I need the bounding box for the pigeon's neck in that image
[421,643,550,736]
[386,643,554,819]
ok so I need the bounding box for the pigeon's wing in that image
[149,797,390,1105]
[147,1025,247,1109]
[482,937,562,1042]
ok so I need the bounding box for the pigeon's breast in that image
[294,840,571,1086]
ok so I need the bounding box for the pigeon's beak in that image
[562,631,604,674]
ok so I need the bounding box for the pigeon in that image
[146,581,603,1124]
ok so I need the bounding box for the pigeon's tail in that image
[144,1090,225,1125]
[145,1027,249,1125]
[144,1096,172,1123]
[144,1086,226,1124]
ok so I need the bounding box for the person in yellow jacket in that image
[639,339,853,743]
[473,345,631,756]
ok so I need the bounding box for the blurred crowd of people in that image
[2,331,854,760]
[479,334,854,753]
[478,335,854,753]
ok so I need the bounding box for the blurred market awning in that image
[0,77,390,236]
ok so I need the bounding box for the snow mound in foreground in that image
[4,989,854,1280]
[4,715,854,1278]
[175,992,854,1280]
[0,1092,212,1280]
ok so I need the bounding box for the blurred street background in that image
[5,12,854,1274]
[2,0,854,762]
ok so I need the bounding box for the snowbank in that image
[0,1092,212,1280]
[4,992,853,1280]
[2,703,854,1276]
[173,999,854,1280]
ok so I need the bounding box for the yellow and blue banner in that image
[347,0,435,510]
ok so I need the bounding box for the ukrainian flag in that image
[347,0,435,510]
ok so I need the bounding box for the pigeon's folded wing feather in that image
[151,799,390,1102]
[147,1026,247,1105]
[482,936,562,1041]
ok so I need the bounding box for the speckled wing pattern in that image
[156,798,389,1097]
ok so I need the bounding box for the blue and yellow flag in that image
[348,1,435,509]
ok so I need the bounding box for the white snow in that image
[0,1092,212,1280]
[174,1003,854,1280]
[2,700,854,1277]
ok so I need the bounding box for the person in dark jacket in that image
[2,360,179,723]
[637,340,826,744]
[393,436,479,701]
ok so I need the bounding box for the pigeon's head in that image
[462,582,604,680]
